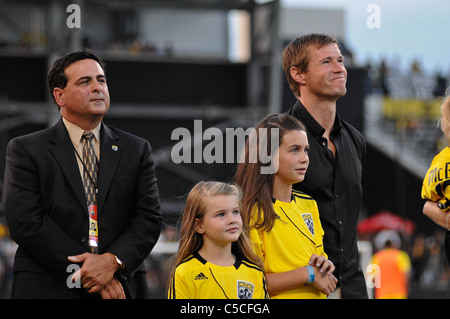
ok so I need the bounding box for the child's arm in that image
[265,265,338,296]
[423,200,450,229]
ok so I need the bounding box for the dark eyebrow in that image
[76,74,106,83]
[76,76,90,83]
[288,144,309,149]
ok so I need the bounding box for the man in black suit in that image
[3,50,162,299]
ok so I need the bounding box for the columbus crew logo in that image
[302,213,314,236]
[237,281,254,299]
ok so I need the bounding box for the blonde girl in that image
[235,114,337,299]
[422,91,450,262]
[168,181,268,299]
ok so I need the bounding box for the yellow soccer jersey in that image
[250,190,326,299]
[168,251,268,299]
[422,147,450,210]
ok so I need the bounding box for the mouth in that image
[295,167,307,174]
[331,75,346,82]
[90,93,105,102]
[226,227,240,233]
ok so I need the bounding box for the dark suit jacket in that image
[3,118,162,298]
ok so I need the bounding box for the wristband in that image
[304,265,315,286]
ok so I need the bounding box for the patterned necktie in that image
[82,131,98,206]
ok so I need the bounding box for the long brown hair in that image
[171,181,264,271]
[234,114,306,232]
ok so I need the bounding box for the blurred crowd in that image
[366,58,450,167]
[366,57,449,99]
[359,227,450,299]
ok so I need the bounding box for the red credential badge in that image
[88,204,98,253]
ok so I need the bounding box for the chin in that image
[337,87,347,96]
[90,106,109,115]
[294,176,305,183]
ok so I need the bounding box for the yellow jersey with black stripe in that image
[249,190,326,299]
[422,147,450,209]
[168,251,268,299]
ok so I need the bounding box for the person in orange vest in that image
[369,231,411,299]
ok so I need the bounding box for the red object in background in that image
[357,211,415,235]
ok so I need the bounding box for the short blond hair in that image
[282,33,339,98]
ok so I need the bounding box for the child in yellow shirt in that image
[168,181,268,299]
[422,93,450,262]
[235,114,337,298]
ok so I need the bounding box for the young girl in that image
[235,114,337,299]
[168,181,268,299]
[422,93,450,262]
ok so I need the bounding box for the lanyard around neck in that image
[72,143,99,190]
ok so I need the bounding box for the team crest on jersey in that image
[302,213,314,236]
[237,281,254,299]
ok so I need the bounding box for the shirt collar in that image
[193,250,242,270]
[62,117,101,147]
[271,193,295,204]
[292,100,342,137]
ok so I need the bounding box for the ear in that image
[53,87,65,108]
[194,218,204,234]
[290,66,306,85]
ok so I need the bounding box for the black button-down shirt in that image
[287,101,368,298]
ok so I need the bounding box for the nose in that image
[299,151,309,164]
[91,80,103,92]
[333,60,346,73]
[228,213,239,224]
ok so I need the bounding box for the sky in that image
[281,0,450,74]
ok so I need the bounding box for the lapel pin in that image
[112,145,118,151]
